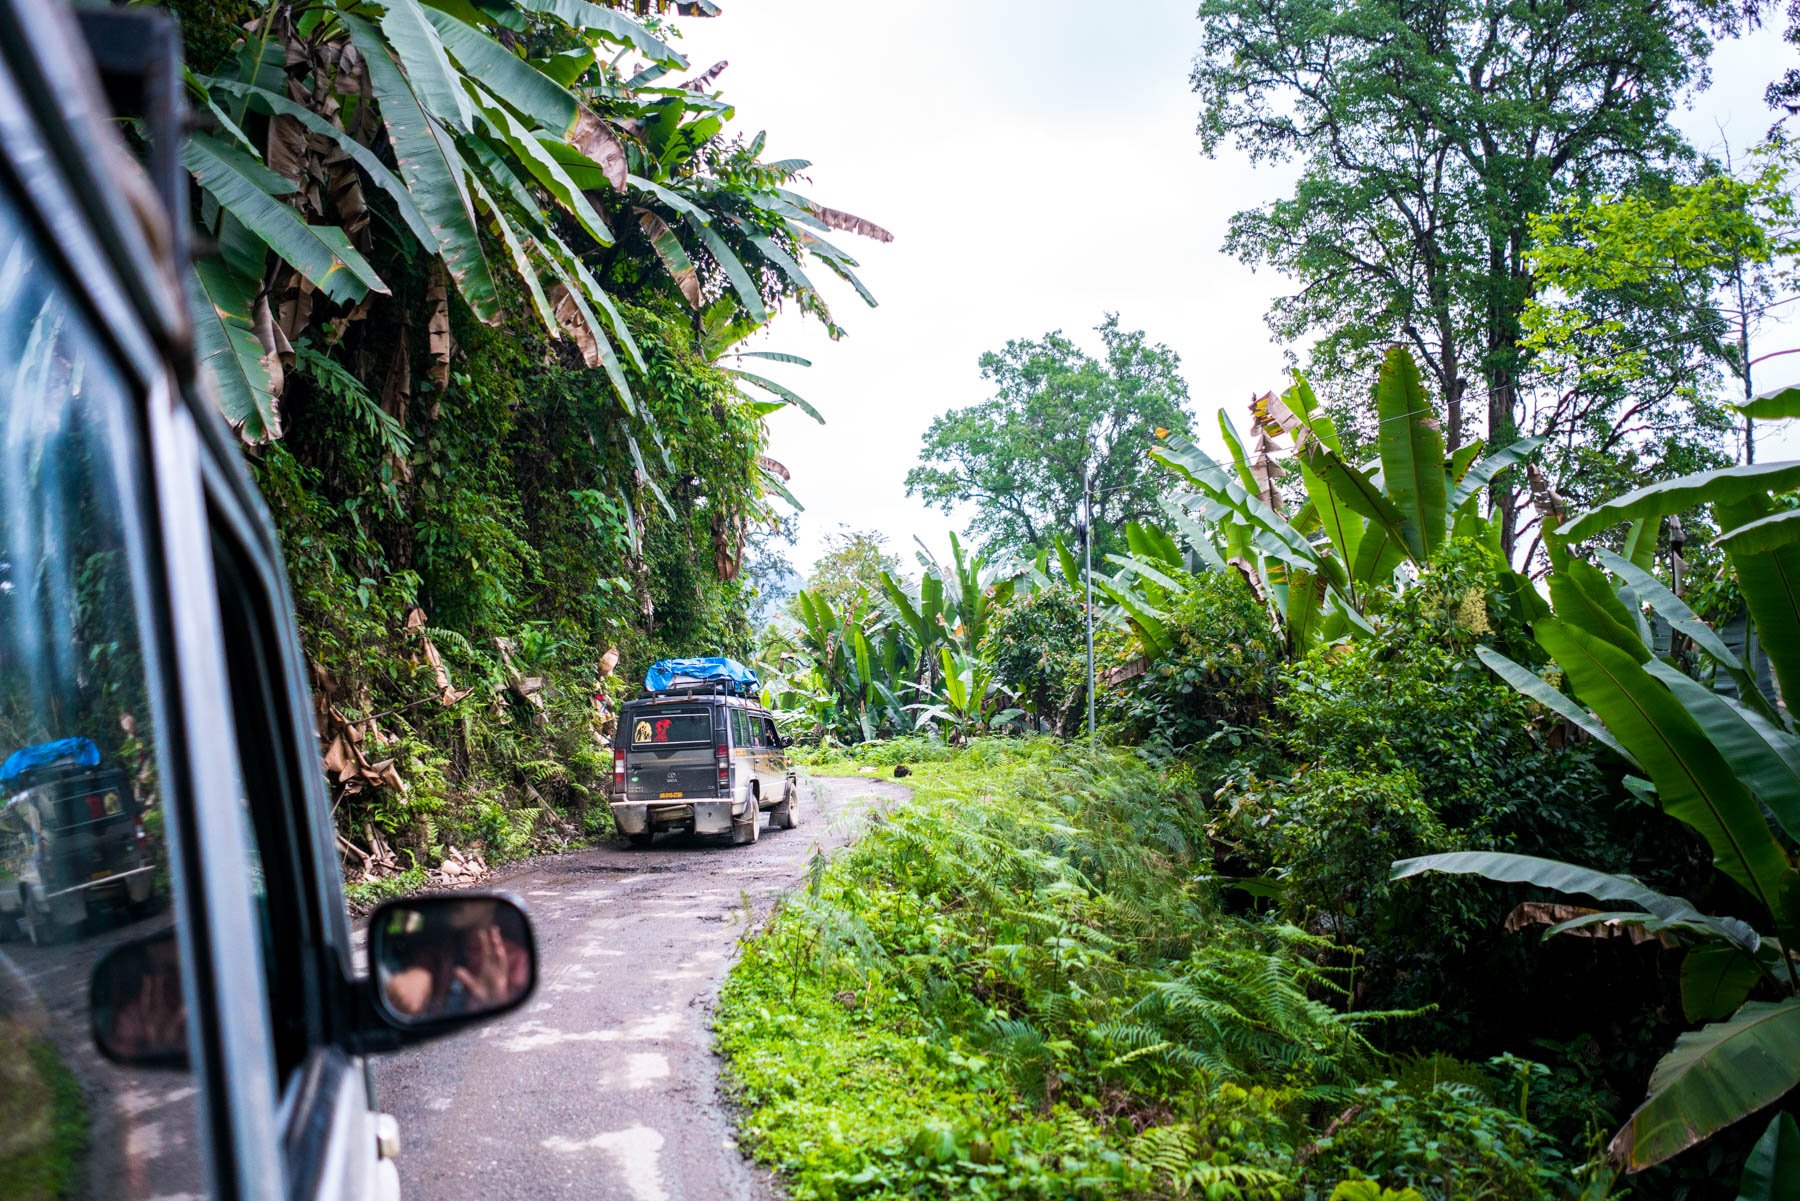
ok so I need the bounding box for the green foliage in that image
[0,1036,88,1201]
[906,315,1194,559]
[719,741,1574,1198]
[1103,569,1283,758]
[980,588,1086,735]
[1192,0,1719,517]
[1401,457,1800,1173]
[1306,1074,1569,1200]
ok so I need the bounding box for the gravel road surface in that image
[374,774,908,1201]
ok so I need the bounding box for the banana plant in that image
[185,0,885,453]
[1152,345,1540,653]
[906,647,1024,742]
[1396,456,1800,1176]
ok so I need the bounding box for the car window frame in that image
[0,7,289,1198]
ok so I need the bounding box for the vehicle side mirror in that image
[91,927,188,1069]
[367,893,536,1037]
[779,735,792,749]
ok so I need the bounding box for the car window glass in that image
[732,708,749,747]
[763,718,781,748]
[0,184,208,1199]
[629,711,710,745]
[212,530,315,1084]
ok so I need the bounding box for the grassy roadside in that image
[716,737,1579,1199]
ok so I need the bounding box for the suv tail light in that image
[613,749,626,787]
[716,745,730,795]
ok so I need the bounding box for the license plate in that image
[90,869,112,881]
[658,791,683,799]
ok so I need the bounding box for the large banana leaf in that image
[1299,455,1363,581]
[1742,383,1800,422]
[1609,997,1800,1169]
[1558,461,1800,542]
[1718,494,1800,714]
[1536,620,1792,923]
[509,0,688,64]
[183,133,387,304]
[423,7,582,136]
[341,12,499,323]
[726,369,823,423]
[1717,509,1800,556]
[1737,1112,1800,1200]
[1550,558,1651,660]
[379,0,475,133]
[1680,944,1766,1023]
[470,88,612,244]
[1297,440,1417,564]
[1593,550,1752,683]
[1448,436,1543,513]
[190,260,280,442]
[1391,851,1759,951]
[1475,646,1634,765]
[200,76,436,251]
[1645,661,1800,847]
[1375,345,1447,561]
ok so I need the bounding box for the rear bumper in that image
[612,798,745,835]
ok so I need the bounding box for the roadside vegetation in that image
[163,0,884,884]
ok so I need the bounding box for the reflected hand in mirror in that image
[371,894,534,1027]
[90,928,188,1068]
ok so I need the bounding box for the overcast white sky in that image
[672,4,1800,578]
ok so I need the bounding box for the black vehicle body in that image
[612,689,798,845]
[0,5,537,1200]
[0,761,157,942]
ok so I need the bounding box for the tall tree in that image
[794,527,908,614]
[905,315,1192,559]
[1192,0,1725,552]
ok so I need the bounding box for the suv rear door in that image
[625,705,719,800]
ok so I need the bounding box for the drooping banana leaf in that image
[200,76,436,252]
[1645,661,1800,847]
[1609,997,1800,1169]
[1448,436,1543,514]
[1718,494,1800,714]
[1392,850,1759,951]
[509,0,687,63]
[1601,551,1783,728]
[190,260,280,442]
[725,369,823,423]
[1375,345,1447,560]
[183,133,387,304]
[1559,461,1800,542]
[1716,509,1800,556]
[423,7,581,136]
[469,86,612,244]
[379,0,475,134]
[1742,383,1800,422]
[681,212,769,324]
[341,12,499,322]
[1475,646,1634,765]
[1537,620,1792,922]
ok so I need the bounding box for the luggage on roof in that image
[1,736,102,787]
[644,657,758,696]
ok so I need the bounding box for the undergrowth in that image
[716,739,1583,1199]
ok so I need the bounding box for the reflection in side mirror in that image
[369,894,536,1030]
[90,928,188,1069]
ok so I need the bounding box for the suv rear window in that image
[629,711,712,746]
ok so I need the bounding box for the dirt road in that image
[375,774,907,1201]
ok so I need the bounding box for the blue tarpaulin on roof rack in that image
[644,657,758,695]
[1,736,101,787]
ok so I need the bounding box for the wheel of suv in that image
[24,893,61,947]
[775,783,799,830]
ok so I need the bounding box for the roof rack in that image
[646,679,754,699]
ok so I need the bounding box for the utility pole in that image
[1737,268,1756,465]
[1082,473,1096,751]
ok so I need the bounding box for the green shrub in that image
[1105,570,1283,759]
[981,588,1086,734]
